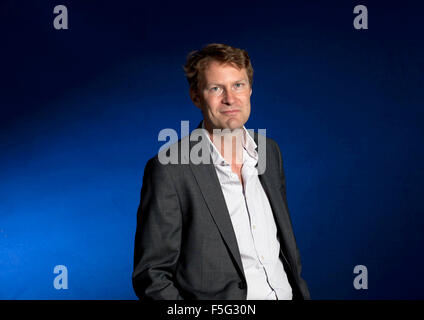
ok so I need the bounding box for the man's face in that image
[191,60,252,132]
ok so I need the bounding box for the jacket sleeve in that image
[132,157,184,300]
[275,142,311,300]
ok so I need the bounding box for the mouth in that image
[221,109,240,115]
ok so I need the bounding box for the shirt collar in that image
[200,121,258,166]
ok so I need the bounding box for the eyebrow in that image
[205,79,248,87]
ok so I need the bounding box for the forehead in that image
[202,60,248,84]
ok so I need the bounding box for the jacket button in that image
[238,281,246,289]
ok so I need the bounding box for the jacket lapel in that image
[189,160,245,278]
[258,171,305,299]
[258,172,295,267]
[188,124,245,278]
[253,133,297,273]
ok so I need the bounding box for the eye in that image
[234,83,245,89]
[208,86,223,95]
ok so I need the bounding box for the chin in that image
[226,119,245,130]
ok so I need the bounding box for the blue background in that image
[1,0,423,299]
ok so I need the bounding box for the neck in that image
[205,124,244,166]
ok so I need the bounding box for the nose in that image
[222,88,235,105]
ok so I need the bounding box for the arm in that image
[132,157,183,300]
[275,143,311,300]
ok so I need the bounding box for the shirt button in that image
[252,225,256,229]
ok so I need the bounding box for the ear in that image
[190,88,202,110]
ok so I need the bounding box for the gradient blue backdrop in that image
[1,0,423,299]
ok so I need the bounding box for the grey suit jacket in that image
[132,124,310,300]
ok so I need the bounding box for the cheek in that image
[206,100,220,115]
[241,96,251,109]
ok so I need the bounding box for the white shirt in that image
[201,123,293,300]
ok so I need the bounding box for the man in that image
[132,43,310,300]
